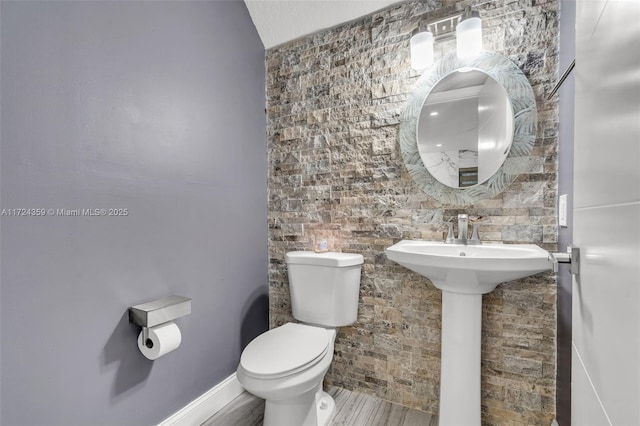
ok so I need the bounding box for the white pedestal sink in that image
[385,240,553,426]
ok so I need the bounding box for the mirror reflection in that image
[417,69,513,188]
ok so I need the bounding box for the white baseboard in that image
[158,373,244,426]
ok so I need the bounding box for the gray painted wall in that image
[0,1,268,424]
[557,0,575,424]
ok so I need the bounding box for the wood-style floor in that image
[202,386,438,426]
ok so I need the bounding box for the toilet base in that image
[263,388,335,426]
[316,390,336,426]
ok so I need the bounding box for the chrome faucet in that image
[457,214,468,241]
[444,214,483,245]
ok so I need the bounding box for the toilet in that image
[236,251,364,426]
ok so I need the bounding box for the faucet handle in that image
[468,223,482,245]
[445,222,455,243]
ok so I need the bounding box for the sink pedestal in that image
[439,291,481,426]
[385,240,553,426]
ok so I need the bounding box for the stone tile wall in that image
[266,0,559,423]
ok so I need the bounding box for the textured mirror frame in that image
[400,51,537,205]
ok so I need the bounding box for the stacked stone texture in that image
[266,0,559,424]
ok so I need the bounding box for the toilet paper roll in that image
[137,321,182,360]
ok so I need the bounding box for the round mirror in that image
[418,69,513,188]
[400,51,537,205]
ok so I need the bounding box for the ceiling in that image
[243,0,406,49]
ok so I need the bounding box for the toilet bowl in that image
[237,323,337,426]
[237,251,363,426]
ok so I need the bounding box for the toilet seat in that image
[240,323,330,379]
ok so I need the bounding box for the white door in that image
[572,0,640,424]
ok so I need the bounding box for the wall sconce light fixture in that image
[410,30,434,70]
[456,10,482,59]
[410,8,483,71]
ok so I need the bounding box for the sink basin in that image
[385,239,552,294]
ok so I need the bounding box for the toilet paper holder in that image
[129,296,191,345]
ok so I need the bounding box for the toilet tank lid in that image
[285,251,364,267]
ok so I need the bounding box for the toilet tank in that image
[285,251,363,327]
